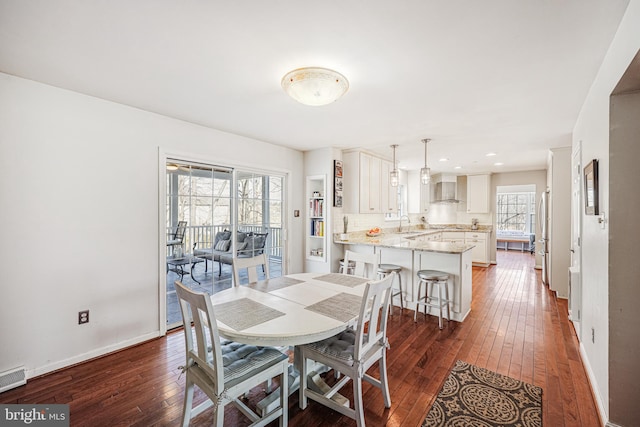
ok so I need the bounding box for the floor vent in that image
[0,366,26,393]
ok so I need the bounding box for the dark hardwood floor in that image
[1,251,600,426]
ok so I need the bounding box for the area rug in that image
[423,360,542,427]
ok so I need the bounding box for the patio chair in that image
[167,221,187,254]
[297,272,395,426]
[232,254,270,286]
[174,281,288,426]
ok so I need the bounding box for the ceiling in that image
[0,1,630,175]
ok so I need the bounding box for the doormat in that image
[423,360,542,427]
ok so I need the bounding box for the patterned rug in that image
[423,360,543,427]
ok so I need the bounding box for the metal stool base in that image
[377,264,403,315]
[414,270,451,329]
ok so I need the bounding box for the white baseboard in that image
[579,342,609,426]
[28,331,161,379]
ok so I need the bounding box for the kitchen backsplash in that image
[334,207,492,233]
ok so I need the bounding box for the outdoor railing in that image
[167,224,283,261]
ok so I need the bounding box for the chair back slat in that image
[354,272,394,361]
[343,250,380,279]
[173,221,187,241]
[232,254,269,286]
[174,281,224,388]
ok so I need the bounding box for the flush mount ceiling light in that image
[281,67,349,106]
[390,144,399,187]
[421,138,431,185]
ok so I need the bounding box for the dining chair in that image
[232,253,270,286]
[174,281,288,426]
[297,272,395,427]
[342,250,380,279]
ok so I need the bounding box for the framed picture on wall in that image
[584,159,599,215]
[334,160,343,207]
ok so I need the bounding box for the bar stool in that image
[377,264,403,315]
[414,270,451,329]
[338,259,356,275]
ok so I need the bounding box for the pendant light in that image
[390,144,399,187]
[420,138,431,185]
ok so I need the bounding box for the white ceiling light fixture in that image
[390,144,399,187]
[421,138,431,185]
[281,67,349,106]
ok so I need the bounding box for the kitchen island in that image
[335,229,475,322]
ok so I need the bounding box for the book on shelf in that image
[309,198,324,217]
[310,219,324,237]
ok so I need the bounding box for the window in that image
[496,192,536,233]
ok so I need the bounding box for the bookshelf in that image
[306,175,327,262]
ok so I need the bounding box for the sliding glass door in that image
[236,171,285,282]
[165,159,286,328]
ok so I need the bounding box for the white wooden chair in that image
[174,281,288,426]
[342,250,380,279]
[297,273,395,427]
[232,254,270,286]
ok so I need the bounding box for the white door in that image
[570,144,582,340]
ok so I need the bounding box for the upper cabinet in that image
[380,160,398,214]
[466,174,491,213]
[343,151,396,214]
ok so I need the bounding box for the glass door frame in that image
[158,149,289,335]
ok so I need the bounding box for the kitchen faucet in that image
[398,215,411,232]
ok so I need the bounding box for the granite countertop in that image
[334,230,472,254]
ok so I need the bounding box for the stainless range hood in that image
[431,174,462,204]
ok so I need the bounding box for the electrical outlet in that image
[78,310,89,325]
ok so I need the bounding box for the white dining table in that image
[208,272,370,347]
[208,272,373,415]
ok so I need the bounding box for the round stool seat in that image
[417,270,449,281]
[378,264,402,274]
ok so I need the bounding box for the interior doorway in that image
[495,184,537,254]
[608,49,640,425]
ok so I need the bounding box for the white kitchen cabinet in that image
[441,231,465,243]
[420,181,430,213]
[466,174,491,213]
[343,151,395,214]
[359,153,380,213]
[406,170,430,214]
[465,231,490,266]
[380,160,398,214]
[421,232,441,242]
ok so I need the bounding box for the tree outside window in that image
[496,192,536,233]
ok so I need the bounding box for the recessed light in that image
[486,152,497,157]
[454,166,462,170]
[439,158,449,162]
[494,162,504,166]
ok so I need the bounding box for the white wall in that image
[0,73,304,378]
[303,147,343,273]
[572,0,640,422]
[548,147,572,298]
